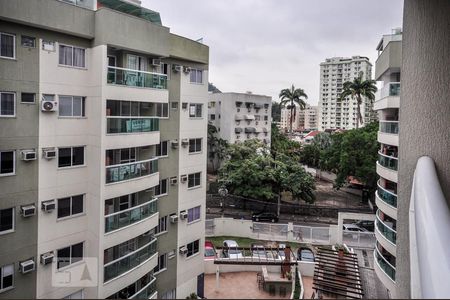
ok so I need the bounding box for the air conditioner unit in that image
[171,140,179,149]
[21,150,37,161]
[21,205,36,217]
[180,211,188,220]
[43,148,56,159]
[152,58,162,66]
[183,66,191,73]
[41,100,58,112]
[170,214,179,223]
[182,103,188,110]
[20,260,35,274]
[172,64,182,73]
[40,252,54,265]
[170,176,178,185]
[181,139,189,147]
[41,200,56,212]
[180,175,187,183]
[179,246,188,255]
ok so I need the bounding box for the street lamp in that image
[218,186,228,218]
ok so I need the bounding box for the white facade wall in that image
[318,56,373,131]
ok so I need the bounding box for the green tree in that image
[207,124,228,173]
[271,101,282,122]
[299,144,320,168]
[339,73,377,129]
[270,123,301,159]
[279,85,308,134]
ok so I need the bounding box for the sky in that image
[143,0,403,105]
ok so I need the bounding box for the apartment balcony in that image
[374,83,400,111]
[375,181,397,219]
[377,152,398,182]
[375,40,402,80]
[378,121,399,146]
[374,246,396,294]
[130,276,157,299]
[105,116,160,149]
[375,210,397,255]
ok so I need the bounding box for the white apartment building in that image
[0,0,208,299]
[208,92,272,145]
[373,28,402,298]
[318,56,373,131]
[280,107,300,132]
[280,105,318,132]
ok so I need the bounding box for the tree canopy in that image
[279,85,308,133]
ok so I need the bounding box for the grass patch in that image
[206,236,309,251]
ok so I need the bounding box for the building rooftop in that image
[98,0,162,25]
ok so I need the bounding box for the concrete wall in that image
[375,41,402,80]
[397,1,450,298]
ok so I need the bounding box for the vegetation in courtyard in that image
[279,85,308,134]
[207,124,229,173]
[218,139,315,203]
[271,101,282,122]
[339,74,377,129]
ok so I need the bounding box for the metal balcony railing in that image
[379,121,399,134]
[107,66,167,89]
[106,117,159,134]
[378,152,398,171]
[409,156,450,298]
[105,197,158,233]
[376,210,397,245]
[106,158,158,184]
[374,245,396,281]
[130,276,157,299]
[376,180,397,208]
[377,82,401,99]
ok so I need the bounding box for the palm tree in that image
[279,85,308,134]
[339,73,377,129]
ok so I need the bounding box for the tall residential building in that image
[208,92,272,145]
[372,28,402,299]
[0,0,208,299]
[280,104,318,132]
[280,107,300,132]
[303,105,318,131]
[318,56,373,131]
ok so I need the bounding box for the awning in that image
[235,101,243,107]
[254,104,263,109]
[235,115,243,121]
[245,127,256,133]
[245,102,254,107]
[264,104,270,109]
[244,114,255,120]
[235,128,243,133]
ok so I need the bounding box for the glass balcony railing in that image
[107,66,167,90]
[378,152,398,171]
[374,244,396,281]
[379,121,399,134]
[376,210,397,244]
[105,198,158,233]
[104,238,157,282]
[130,277,157,299]
[376,181,397,208]
[106,117,159,134]
[378,82,401,99]
[106,158,158,184]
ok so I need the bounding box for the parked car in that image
[252,212,279,223]
[204,240,217,260]
[222,240,243,259]
[297,247,315,262]
[353,220,375,232]
[343,224,368,232]
[251,243,268,259]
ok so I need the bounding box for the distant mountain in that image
[208,82,222,93]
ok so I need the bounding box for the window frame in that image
[57,194,85,220]
[154,253,168,274]
[154,178,168,197]
[189,69,203,84]
[186,239,200,258]
[188,138,202,154]
[155,216,168,236]
[58,43,86,69]
[187,206,201,224]
[156,103,169,119]
[0,207,15,235]
[189,103,202,118]
[0,264,14,293]
[21,92,36,104]
[187,172,201,189]
[21,35,36,48]
[57,242,84,270]
[0,151,15,177]
[0,92,16,117]
[58,95,86,118]
[0,32,16,59]
[58,146,86,169]
[155,141,168,158]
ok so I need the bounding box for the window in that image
[188,172,201,188]
[154,179,168,196]
[264,115,269,121]
[0,264,14,292]
[63,290,83,299]
[0,92,15,117]
[210,114,215,120]
[0,32,15,59]
[209,102,216,108]
[57,194,84,219]
[189,104,202,118]
[161,289,176,299]
[21,93,35,103]
[171,102,178,110]
[59,96,86,117]
[155,141,168,157]
[0,208,14,234]
[186,240,200,257]
[0,151,14,176]
[58,146,85,168]
[154,253,167,273]
[155,216,168,234]
[187,206,201,223]
[59,44,86,68]
[156,103,169,118]
[188,138,202,153]
[189,69,203,84]
[21,36,35,48]
[161,63,170,80]
[57,242,84,269]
